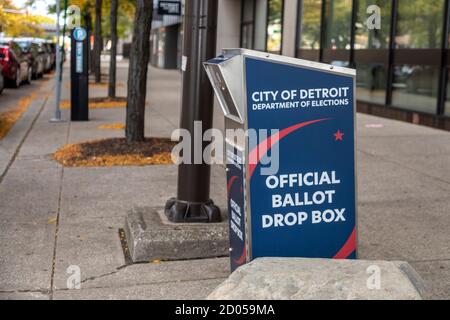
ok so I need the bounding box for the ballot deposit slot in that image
[70,27,89,121]
[204,49,357,272]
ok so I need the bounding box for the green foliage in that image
[47,0,135,39]
[0,0,54,37]
[396,0,444,49]
[102,0,135,38]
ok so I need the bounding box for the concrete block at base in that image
[207,257,427,300]
[124,206,229,262]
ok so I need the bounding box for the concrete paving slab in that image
[410,260,450,300]
[124,207,228,262]
[359,134,450,157]
[358,137,450,183]
[59,164,226,222]
[17,108,70,157]
[53,278,225,300]
[0,164,62,222]
[64,107,175,143]
[356,113,446,137]
[52,216,125,291]
[357,151,450,203]
[11,157,61,170]
[59,165,178,221]
[357,198,450,261]
[0,221,54,291]
[71,257,229,290]
[0,291,50,300]
[0,94,51,177]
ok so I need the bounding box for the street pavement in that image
[0,61,449,299]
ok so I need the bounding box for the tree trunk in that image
[93,0,102,83]
[125,0,153,142]
[84,9,93,73]
[108,0,118,98]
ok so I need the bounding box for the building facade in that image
[150,1,184,69]
[153,0,450,130]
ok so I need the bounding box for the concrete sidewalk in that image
[0,61,449,299]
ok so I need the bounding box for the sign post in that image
[158,1,182,16]
[165,0,221,223]
[204,49,357,271]
[50,0,64,123]
[70,27,89,121]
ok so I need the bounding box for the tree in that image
[0,0,53,37]
[125,0,153,142]
[93,0,102,83]
[108,0,119,99]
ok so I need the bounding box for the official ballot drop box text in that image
[204,49,357,271]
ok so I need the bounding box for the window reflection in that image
[241,0,255,49]
[267,0,284,53]
[323,0,353,50]
[298,0,322,50]
[395,0,444,49]
[445,69,450,116]
[355,0,391,49]
[392,65,439,113]
[254,0,268,51]
[356,63,387,104]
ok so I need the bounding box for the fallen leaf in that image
[47,217,57,224]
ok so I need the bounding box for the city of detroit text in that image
[261,171,346,229]
[251,86,351,110]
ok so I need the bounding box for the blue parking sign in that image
[73,27,87,42]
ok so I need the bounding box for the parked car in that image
[45,41,56,70]
[0,64,4,94]
[0,39,32,88]
[15,38,45,79]
[39,41,52,73]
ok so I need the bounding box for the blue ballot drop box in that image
[204,49,357,271]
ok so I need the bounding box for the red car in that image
[0,39,32,88]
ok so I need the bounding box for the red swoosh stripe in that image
[333,227,357,259]
[227,175,238,193]
[248,119,330,178]
[234,245,247,265]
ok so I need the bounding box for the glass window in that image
[323,0,353,50]
[445,69,450,116]
[356,63,387,104]
[355,0,391,49]
[241,0,284,53]
[242,24,254,49]
[395,0,444,49]
[267,0,284,53]
[297,0,322,50]
[241,0,255,49]
[254,0,268,51]
[392,65,440,113]
[243,0,255,23]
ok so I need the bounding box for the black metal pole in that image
[165,0,221,223]
[385,0,398,106]
[319,0,326,62]
[349,0,357,68]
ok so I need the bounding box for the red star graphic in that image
[334,130,344,141]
